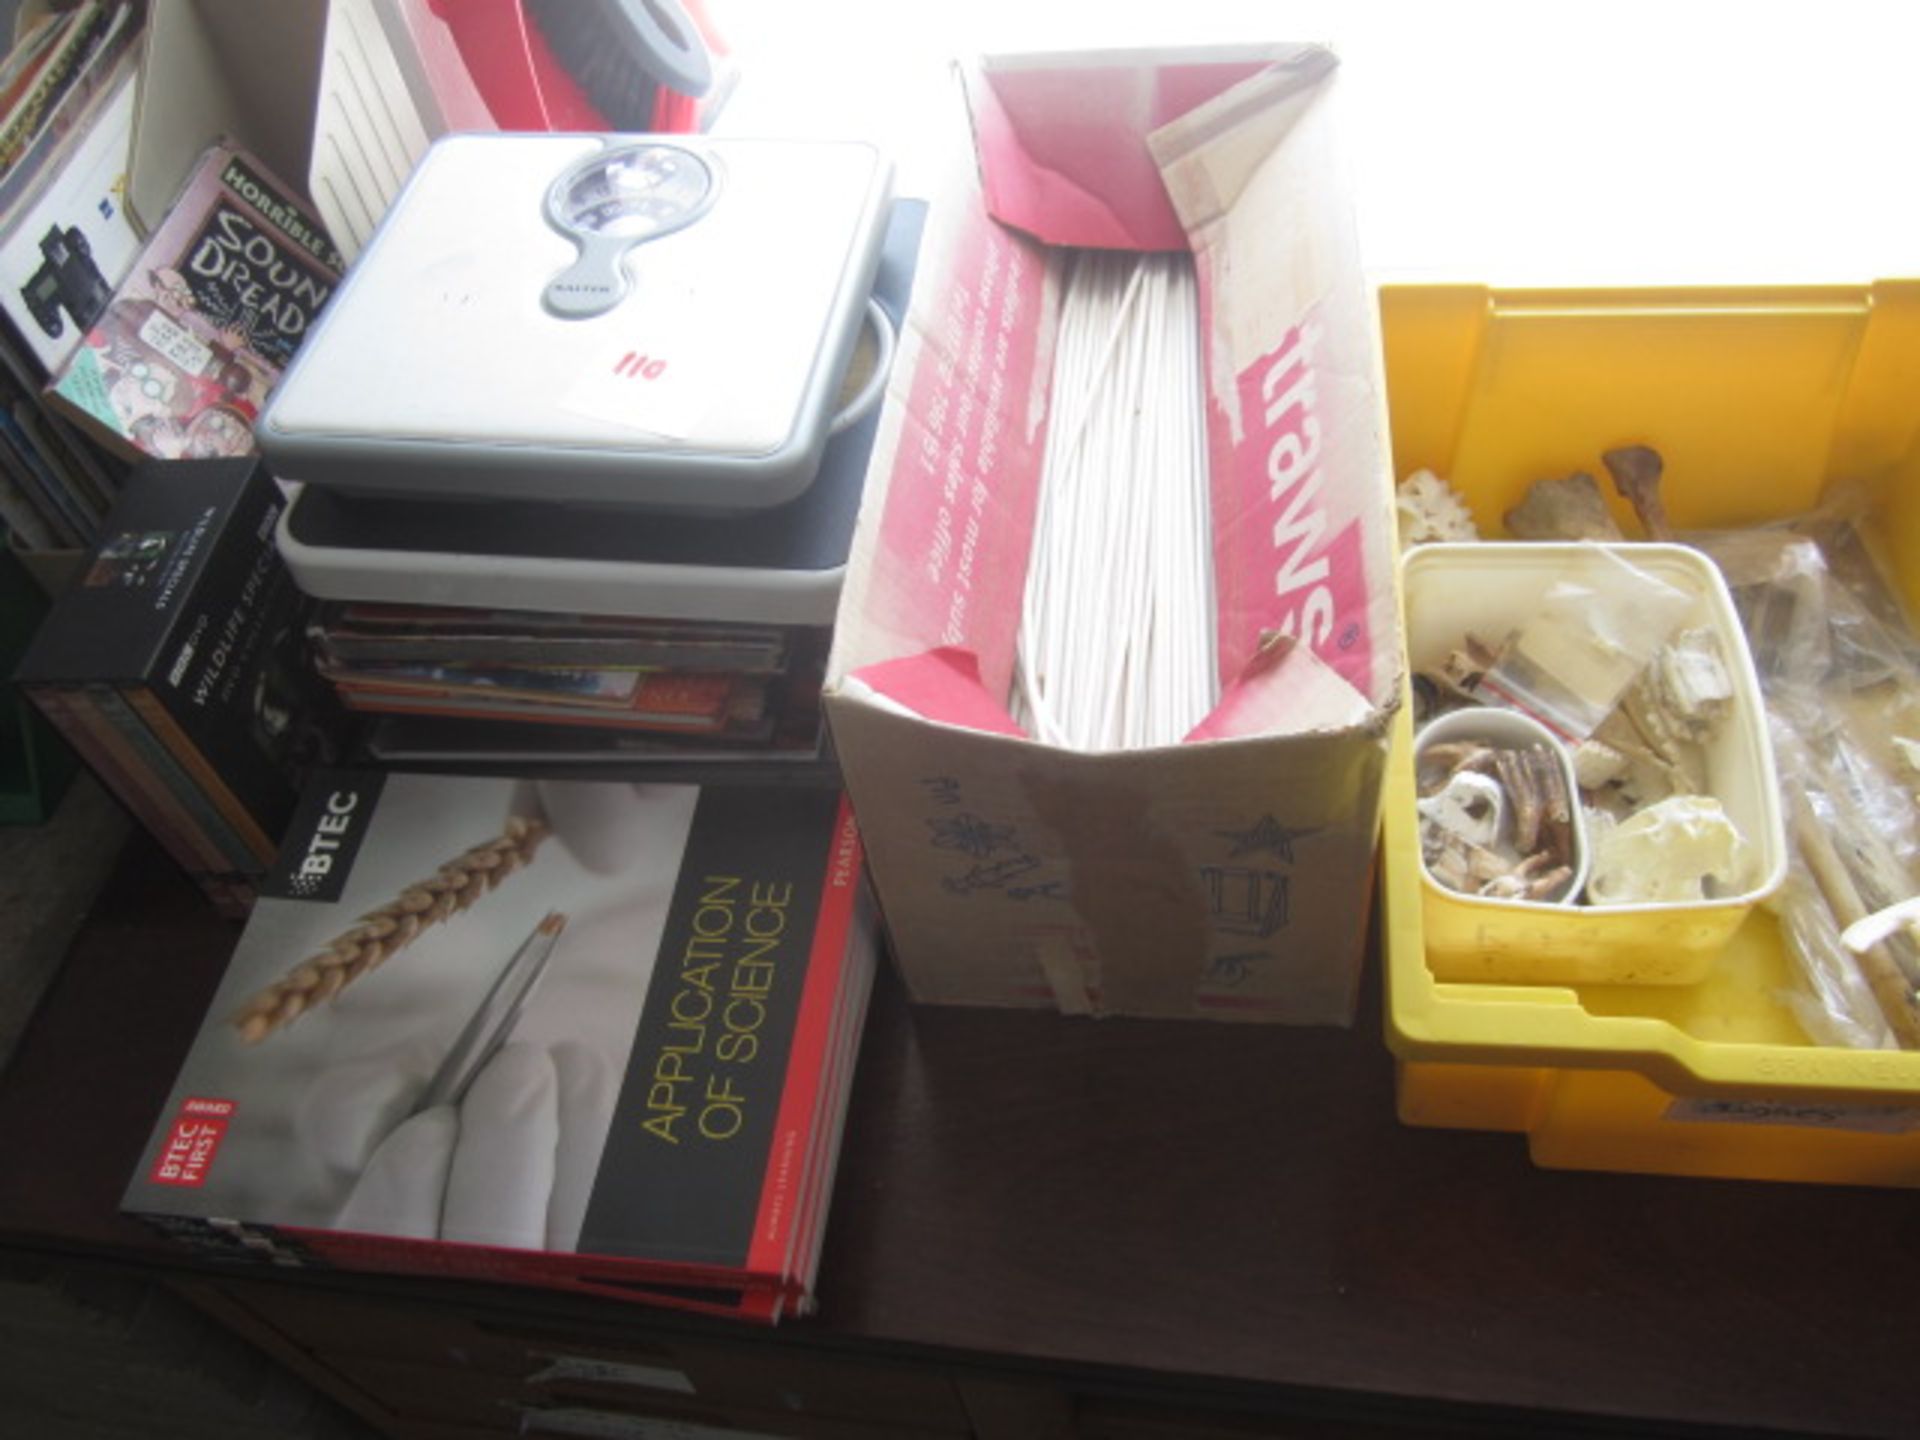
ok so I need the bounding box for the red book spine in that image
[744,795,862,1281]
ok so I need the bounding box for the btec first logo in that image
[150,1098,235,1187]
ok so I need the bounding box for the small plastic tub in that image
[1414,703,1590,905]
[1403,541,1786,985]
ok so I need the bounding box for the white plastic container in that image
[1403,542,1786,985]
[1413,703,1590,905]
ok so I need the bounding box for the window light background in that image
[707,0,1920,286]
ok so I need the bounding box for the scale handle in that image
[544,235,634,319]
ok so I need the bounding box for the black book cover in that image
[14,456,324,858]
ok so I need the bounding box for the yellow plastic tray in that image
[1379,281,1920,1186]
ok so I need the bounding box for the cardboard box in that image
[129,0,484,262]
[822,46,1402,1023]
[126,0,332,235]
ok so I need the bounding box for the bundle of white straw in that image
[1013,249,1216,751]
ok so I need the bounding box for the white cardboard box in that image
[822,45,1403,1023]
[130,0,483,260]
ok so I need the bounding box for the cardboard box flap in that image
[961,47,1305,251]
[1143,47,1342,233]
[1158,55,1404,714]
[1186,632,1378,742]
[845,632,1373,745]
[131,0,331,233]
[839,649,1028,739]
[826,179,1058,692]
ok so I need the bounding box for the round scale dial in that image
[543,142,718,318]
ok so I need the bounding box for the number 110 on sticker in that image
[612,351,668,381]
[559,337,705,439]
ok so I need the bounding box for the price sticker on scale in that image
[558,332,721,440]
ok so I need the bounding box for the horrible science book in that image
[45,140,343,462]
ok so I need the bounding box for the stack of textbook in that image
[121,768,877,1322]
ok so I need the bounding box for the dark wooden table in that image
[1,830,1910,1439]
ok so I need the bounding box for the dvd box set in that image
[14,456,333,913]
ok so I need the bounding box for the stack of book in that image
[0,0,147,556]
[311,602,830,771]
[259,195,927,786]
[0,1,141,201]
[12,456,337,915]
[122,768,877,1322]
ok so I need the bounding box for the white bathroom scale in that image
[275,202,924,626]
[257,133,894,511]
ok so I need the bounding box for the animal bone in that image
[1494,747,1544,854]
[1396,469,1481,548]
[1504,472,1624,541]
[1522,864,1576,901]
[1419,635,1503,706]
[1418,740,1497,779]
[1586,794,1747,904]
[1647,628,1735,740]
[1601,444,1672,540]
[1480,853,1575,902]
[1608,628,1731,800]
[1591,707,1685,803]
[1572,737,1630,791]
[1530,744,1577,866]
[1418,731,1581,903]
[1416,770,1506,849]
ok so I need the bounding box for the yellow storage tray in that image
[1379,280,1920,1186]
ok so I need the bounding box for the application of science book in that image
[122,770,877,1322]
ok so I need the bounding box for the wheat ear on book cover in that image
[231,816,551,1044]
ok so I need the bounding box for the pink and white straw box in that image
[823,45,1403,1023]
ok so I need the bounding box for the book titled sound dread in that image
[44,138,343,462]
[121,770,876,1322]
[13,456,332,916]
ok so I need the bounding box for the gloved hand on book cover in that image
[296,781,694,1249]
[326,1039,615,1251]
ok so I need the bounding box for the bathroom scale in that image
[275,201,925,626]
[257,132,894,511]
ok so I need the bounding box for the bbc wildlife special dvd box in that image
[122,770,877,1321]
[14,456,332,914]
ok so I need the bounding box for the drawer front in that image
[229,1285,969,1433]
[330,1352,961,1439]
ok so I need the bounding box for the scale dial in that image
[542,142,719,319]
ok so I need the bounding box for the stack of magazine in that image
[0,0,147,553]
[311,602,832,775]
[123,769,878,1322]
